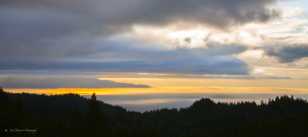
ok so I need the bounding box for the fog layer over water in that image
[86,94,308,112]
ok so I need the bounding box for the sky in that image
[1,0,308,95]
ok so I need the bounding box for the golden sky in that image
[7,72,308,95]
[2,0,308,96]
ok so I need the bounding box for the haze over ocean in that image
[90,94,308,112]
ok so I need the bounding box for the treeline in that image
[1,88,308,137]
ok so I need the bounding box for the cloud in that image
[0,7,101,61]
[265,44,308,63]
[0,37,249,75]
[125,0,279,29]
[205,42,248,55]
[1,0,276,75]
[0,75,149,88]
[1,0,279,29]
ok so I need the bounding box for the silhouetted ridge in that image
[191,98,215,107]
[1,89,308,137]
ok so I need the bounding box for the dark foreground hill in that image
[1,88,308,137]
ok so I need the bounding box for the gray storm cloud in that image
[0,0,278,75]
[265,44,308,63]
[1,0,279,30]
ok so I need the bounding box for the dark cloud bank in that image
[1,0,278,28]
[0,0,279,75]
[265,44,308,63]
[0,76,149,88]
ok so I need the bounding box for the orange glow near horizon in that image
[5,74,308,95]
[6,86,308,96]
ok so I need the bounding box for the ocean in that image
[85,93,308,112]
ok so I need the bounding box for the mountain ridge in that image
[1,89,308,137]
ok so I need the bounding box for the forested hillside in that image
[1,88,308,137]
